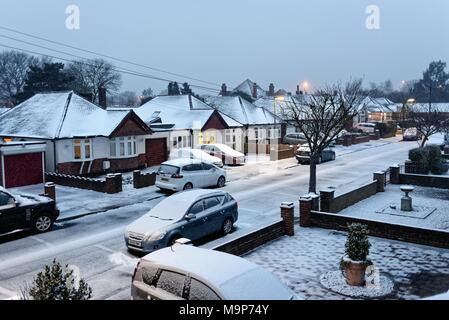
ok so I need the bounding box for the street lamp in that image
[302,81,310,93]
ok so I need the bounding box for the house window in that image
[110,136,137,158]
[173,135,191,149]
[73,139,92,160]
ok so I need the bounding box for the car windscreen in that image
[158,165,180,175]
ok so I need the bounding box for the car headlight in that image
[146,231,167,241]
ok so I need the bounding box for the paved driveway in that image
[245,227,449,300]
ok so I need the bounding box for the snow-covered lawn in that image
[339,185,449,232]
[245,227,449,300]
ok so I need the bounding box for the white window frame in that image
[109,136,137,158]
[173,135,191,149]
[73,138,92,161]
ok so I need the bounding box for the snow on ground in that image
[339,184,449,232]
[245,227,449,300]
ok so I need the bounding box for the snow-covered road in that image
[0,139,418,300]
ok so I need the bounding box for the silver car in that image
[131,244,300,300]
[125,189,238,253]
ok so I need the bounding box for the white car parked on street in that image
[131,243,300,300]
[155,159,227,192]
[169,148,224,168]
[353,122,376,133]
[197,144,245,165]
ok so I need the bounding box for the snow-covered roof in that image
[204,96,280,125]
[232,79,266,99]
[408,102,449,113]
[0,92,145,139]
[254,94,313,120]
[135,95,241,130]
[358,96,395,113]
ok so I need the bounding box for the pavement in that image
[245,227,449,300]
[0,137,421,300]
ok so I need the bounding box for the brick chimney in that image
[296,85,301,95]
[220,83,228,96]
[98,85,107,109]
[268,83,275,96]
[79,92,93,102]
[252,83,258,99]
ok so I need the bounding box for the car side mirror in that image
[185,213,196,221]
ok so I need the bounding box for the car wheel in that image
[222,218,234,235]
[217,176,226,188]
[33,213,53,233]
[183,183,193,190]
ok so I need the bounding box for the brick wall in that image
[45,172,122,194]
[323,181,378,213]
[309,210,449,249]
[212,220,285,256]
[398,173,449,189]
[269,144,298,161]
[133,170,156,189]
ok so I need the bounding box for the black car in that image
[0,188,59,235]
[295,145,336,164]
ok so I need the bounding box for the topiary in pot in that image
[340,223,372,286]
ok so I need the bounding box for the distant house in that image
[0,91,153,176]
[231,79,267,100]
[135,94,242,154]
[204,96,283,153]
[355,97,396,124]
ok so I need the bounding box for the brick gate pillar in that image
[373,171,385,192]
[299,196,313,227]
[44,182,56,201]
[320,189,335,213]
[390,165,400,184]
[280,202,294,236]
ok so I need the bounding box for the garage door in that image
[3,152,44,188]
[145,139,167,167]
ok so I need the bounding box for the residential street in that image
[0,138,418,299]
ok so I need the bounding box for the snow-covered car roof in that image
[142,244,296,300]
[161,158,204,167]
[170,148,222,163]
[142,189,227,221]
[199,144,245,157]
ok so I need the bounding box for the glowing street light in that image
[302,81,310,93]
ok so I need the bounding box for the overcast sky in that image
[1,0,448,95]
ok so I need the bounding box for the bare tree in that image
[282,80,363,193]
[407,103,447,147]
[0,50,37,105]
[67,58,122,103]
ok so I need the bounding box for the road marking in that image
[95,244,116,254]
[30,236,54,248]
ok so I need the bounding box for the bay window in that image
[110,136,137,158]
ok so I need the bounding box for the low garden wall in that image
[269,144,298,161]
[45,172,123,194]
[213,220,285,256]
[213,203,295,256]
[398,173,449,189]
[133,170,156,189]
[308,211,449,249]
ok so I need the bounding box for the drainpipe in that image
[53,139,57,173]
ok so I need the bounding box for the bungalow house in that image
[204,95,283,154]
[231,79,267,100]
[134,94,243,154]
[0,91,154,176]
[355,97,396,124]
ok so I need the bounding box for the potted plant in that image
[340,223,372,286]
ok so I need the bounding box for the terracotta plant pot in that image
[343,260,367,286]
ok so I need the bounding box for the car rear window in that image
[156,270,186,298]
[158,165,180,175]
[142,265,161,287]
[0,192,13,206]
[189,278,221,300]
